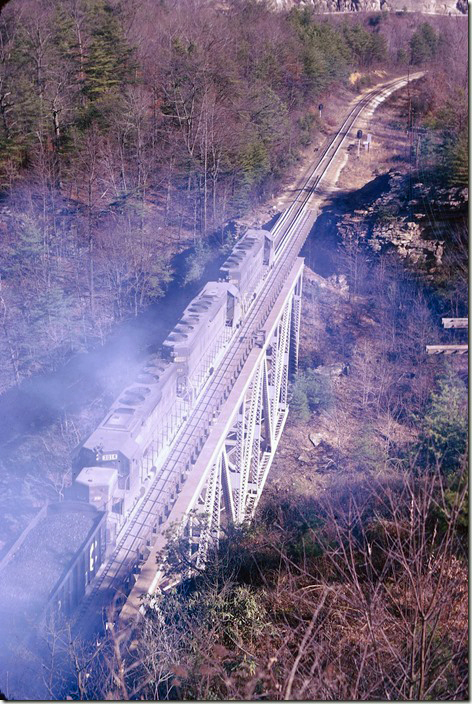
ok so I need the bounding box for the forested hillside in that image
[0,1,467,700]
[0,0,461,393]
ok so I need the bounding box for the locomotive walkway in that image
[74,72,424,638]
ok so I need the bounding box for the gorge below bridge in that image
[85,72,424,635]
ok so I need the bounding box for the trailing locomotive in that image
[162,280,240,396]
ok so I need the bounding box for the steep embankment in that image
[270,70,467,494]
[0,1,382,554]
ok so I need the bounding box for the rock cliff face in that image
[337,171,467,274]
[270,0,467,13]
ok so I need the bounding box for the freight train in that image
[0,227,276,638]
[70,228,274,541]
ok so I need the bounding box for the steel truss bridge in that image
[73,73,423,635]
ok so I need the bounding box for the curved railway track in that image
[272,72,423,258]
[74,72,423,637]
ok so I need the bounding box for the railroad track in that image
[73,72,423,637]
[272,72,423,258]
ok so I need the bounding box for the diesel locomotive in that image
[70,228,274,546]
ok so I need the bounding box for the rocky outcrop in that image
[370,218,445,265]
[270,0,467,13]
[337,170,467,273]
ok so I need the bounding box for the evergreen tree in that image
[342,22,386,67]
[410,23,438,65]
[418,367,467,474]
[81,1,134,126]
[290,382,310,422]
[447,128,468,187]
[289,369,332,423]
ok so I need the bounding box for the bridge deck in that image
[121,256,305,622]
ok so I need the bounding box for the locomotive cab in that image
[74,446,131,491]
[73,465,119,514]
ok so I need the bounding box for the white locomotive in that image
[71,228,274,545]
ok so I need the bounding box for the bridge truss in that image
[72,73,424,631]
[188,260,303,568]
[120,258,304,617]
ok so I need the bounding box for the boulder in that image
[309,432,324,447]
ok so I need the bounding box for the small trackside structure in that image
[426,317,468,355]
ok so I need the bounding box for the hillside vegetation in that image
[41,20,468,699]
[0,2,467,700]
[71,14,466,700]
[98,229,466,702]
[0,0,464,393]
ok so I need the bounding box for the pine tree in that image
[448,129,468,187]
[81,0,134,125]
[290,384,310,422]
[290,375,310,423]
[419,367,467,474]
[410,23,438,65]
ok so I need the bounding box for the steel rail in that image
[270,82,383,241]
[74,209,311,631]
